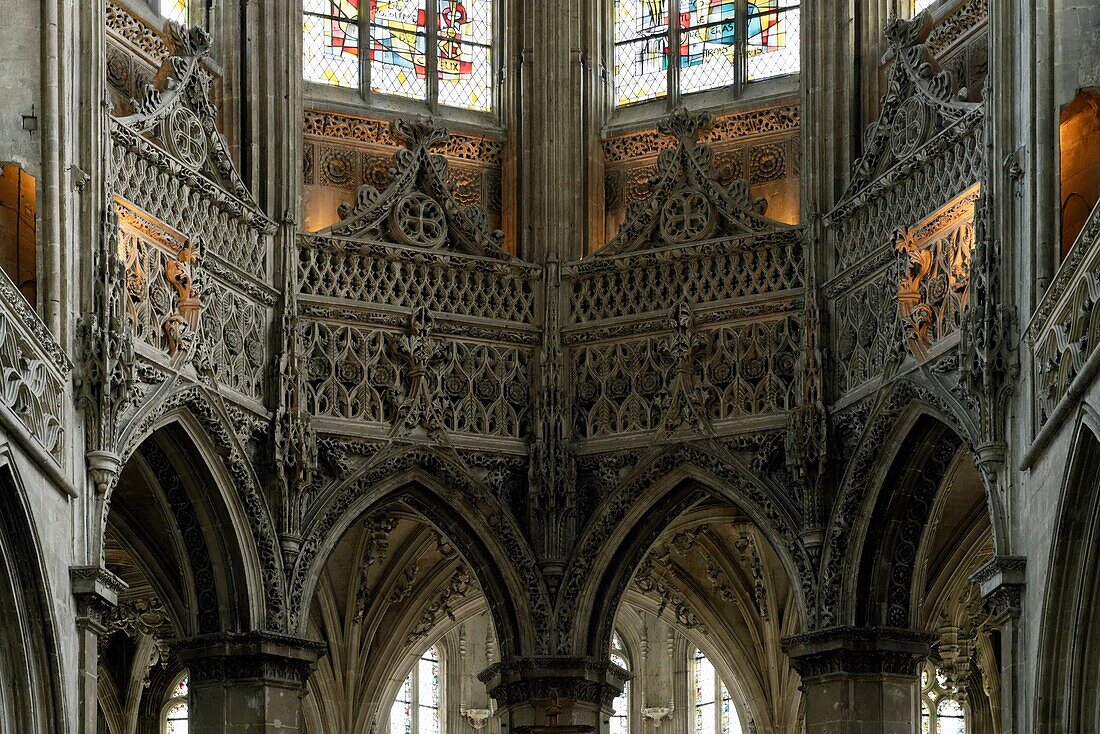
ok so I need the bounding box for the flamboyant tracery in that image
[0,1,1094,733]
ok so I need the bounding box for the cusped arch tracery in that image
[559,444,812,658]
[289,446,547,659]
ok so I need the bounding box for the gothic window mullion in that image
[667,0,681,110]
[427,0,441,113]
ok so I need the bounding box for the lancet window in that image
[610,631,631,734]
[161,673,189,734]
[920,664,967,734]
[391,645,443,734]
[303,0,495,114]
[692,649,741,734]
[612,0,800,108]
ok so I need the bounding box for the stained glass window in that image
[610,631,630,734]
[613,0,799,107]
[692,649,742,734]
[913,0,937,13]
[304,0,494,112]
[162,673,189,734]
[391,646,443,734]
[304,0,362,88]
[160,0,189,24]
[920,664,968,734]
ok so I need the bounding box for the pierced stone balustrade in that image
[1030,203,1100,431]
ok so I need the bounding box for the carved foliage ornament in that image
[600,108,790,257]
[321,117,507,258]
[895,186,978,361]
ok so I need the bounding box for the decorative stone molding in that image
[479,657,629,709]
[970,556,1025,623]
[70,565,128,632]
[599,108,793,258]
[172,632,326,689]
[895,186,978,361]
[781,627,936,680]
[463,708,494,729]
[318,116,507,258]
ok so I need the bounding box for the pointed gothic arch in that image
[563,448,810,660]
[289,449,545,661]
[1036,410,1100,731]
[0,453,66,734]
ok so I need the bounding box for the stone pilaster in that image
[172,632,326,734]
[480,656,629,733]
[972,556,1026,734]
[782,627,935,734]
[70,565,127,734]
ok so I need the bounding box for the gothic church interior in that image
[0,0,1097,732]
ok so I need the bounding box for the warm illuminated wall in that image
[1060,90,1100,257]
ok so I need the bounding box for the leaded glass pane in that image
[610,652,629,734]
[416,647,442,734]
[161,0,189,23]
[921,702,931,734]
[391,671,413,734]
[937,698,966,734]
[436,0,493,110]
[678,2,738,97]
[914,0,936,13]
[304,0,361,88]
[745,4,800,82]
[719,681,742,734]
[165,701,188,734]
[614,0,669,106]
[370,0,429,100]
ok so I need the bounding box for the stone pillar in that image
[480,657,628,734]
[782,627,934,734]
[70,565,127,734]
[972,556,1026,734]
[173,632,326,734]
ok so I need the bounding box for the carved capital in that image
[172,632,327,689]
[479,656,629,709]
[70,565,128,633]
[970,555,1025,623]
[781,627,935,681]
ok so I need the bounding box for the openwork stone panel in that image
[565,232,803,324]
[570,315,800,440]
[829,263,899,396]
[299,319,531,439]
[1031,204,1100,428]
[297,235,538,323]
[0,271,68,461]
[111,140,270,277]
[200,280,268,400]
[896,187,977,361]
[834,123,982,272]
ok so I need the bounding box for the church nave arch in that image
[0,454,66,734]
[1036,411,1100,732]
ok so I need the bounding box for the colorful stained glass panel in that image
[161,0,189,24]
[614,0,669,106]
[369,0,429,99]
[304,1,361,87]
[436,0,494,111]
[745,5,799,81]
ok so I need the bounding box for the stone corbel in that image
[463,707,494,729]
[640,705,674,727]
[970,556,1025,624]
[70,565,128,634]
